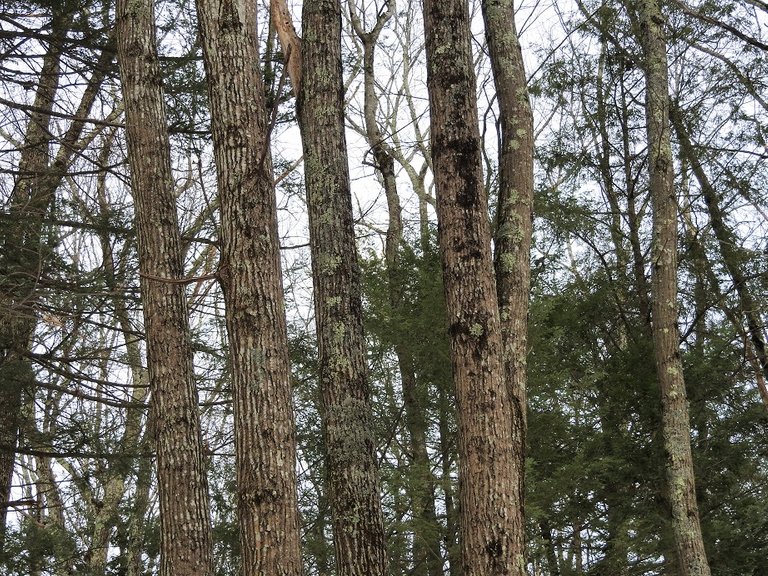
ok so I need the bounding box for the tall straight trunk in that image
[0,10,68,552]
[115,2,213,575]
[423,0,520,574]
[349,7,443,574]
[636,1,711,574]
[482,2,534,574]
[195,1,302,574]
[297,1,389,574]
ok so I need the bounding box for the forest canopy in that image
[0,0,766,575]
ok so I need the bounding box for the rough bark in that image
[636,1,711,574]
[195,1,302,574]
[296,1,389,574]
[482,1,533,574]
[423,0,520,574]
[115,1,213,574]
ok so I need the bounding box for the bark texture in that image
[298,1,389,574]
[636,1,711,574]
[482,1,534,573]
[423,0,520,573]
[195,1,302,574]
[115,1,213,574]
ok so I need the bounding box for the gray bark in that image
[297,1,389,574]
[636,1,711,573]
[116,0,214,573]
[195,0,302,573]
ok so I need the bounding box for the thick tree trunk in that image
[482,2,534,574]
[636,1,711,574]
[296,1,389,574]
[423,0,520,574]
[195,1,302,574]
[115,2,213,574]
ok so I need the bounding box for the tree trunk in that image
[195,1,302,573]
[636,1,711,574]
[423,0,521,574]
[115,1,213,574]
[295,1,389,574]
[482,1,534,574]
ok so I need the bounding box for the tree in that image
[194,0,302,573]
[115,0,213,574]
[271,0,390,573]
[634,0,711,573]
[482,0,535,573]
[2,0,767,572]
[297,1,390,573]
[423,0,522,573]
